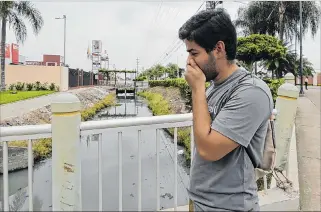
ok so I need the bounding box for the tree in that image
[236,34,287,74]
[234,1,321,42]
[262,49,315,79]
[0,1,43,90]
[166,63,179,79]
[206,1,223,10]
[234,1,278,36]
[138,63,181,80]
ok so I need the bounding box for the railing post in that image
[274,81,299,173]
[284,73,295,85]
[51,93,82,211]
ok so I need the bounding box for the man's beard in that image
[202,54,218,82]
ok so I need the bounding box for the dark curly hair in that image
[178,8,237,61]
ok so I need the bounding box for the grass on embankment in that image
[8,93,116,162]
[0,90,56,105]
[137,91,192,165]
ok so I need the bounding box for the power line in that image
[136,58,139,79]
[151,1,206,67]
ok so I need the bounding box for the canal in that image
[0,96,190,211]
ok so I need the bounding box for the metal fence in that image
[68,69,97,88]
[69,68,79,88]
[0,78,300,211]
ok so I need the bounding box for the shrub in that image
[26,83,34,91]
[263,78,285,103]
[9,84,16,91]
[40,82,48,90]
[49,83,56,91]
[35,81,41,90]
[8,138,52,162]
[134,76,147,81]
[15,82,25,91]
[81,93,116,121]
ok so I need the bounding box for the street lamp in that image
[55,15,66,66]
[299,1,304,95]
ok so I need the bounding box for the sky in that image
[6,1,321,73]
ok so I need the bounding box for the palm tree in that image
[206,1,223,10]
[234,2,278,36]
[262,49,315,79]
[234,1,321,42]
[0,1,43,90]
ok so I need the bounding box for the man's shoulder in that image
[234,74,273,101]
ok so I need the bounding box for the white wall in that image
[60,67,69,91]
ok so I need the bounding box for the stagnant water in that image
[0,96,190,211]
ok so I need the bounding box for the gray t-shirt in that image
[188,68,273,211]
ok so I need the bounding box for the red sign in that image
[4,44,10,58]
[11,43,19,64]
[0,43,11,58]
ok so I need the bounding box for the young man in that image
[305,77,308,90]
[178,9,273,211]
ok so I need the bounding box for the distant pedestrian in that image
[305,77,308,90]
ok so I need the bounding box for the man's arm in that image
[192,85,271,161]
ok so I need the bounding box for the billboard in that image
[11,43,19,64]
[92,40,102,54]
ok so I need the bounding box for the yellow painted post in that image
[274,81,299,172]
[51,92,82,211]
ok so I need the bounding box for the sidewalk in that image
[0,92,59,121]
[295,87,321,211]
[0,87,92,121]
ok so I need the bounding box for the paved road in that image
[304,86,321,111]
[295,86,321,211]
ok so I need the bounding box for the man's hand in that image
[184,59,206,91]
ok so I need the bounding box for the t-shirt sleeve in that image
[211,85,271,147]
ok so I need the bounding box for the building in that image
[26,54,64,66]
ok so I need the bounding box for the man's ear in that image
[215,41,225,59]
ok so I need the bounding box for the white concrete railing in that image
[0,74,300,211]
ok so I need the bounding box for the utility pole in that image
[299,1,304,95]
[55,15,67,66]
[177,55,179,78]
[136,58,139,80]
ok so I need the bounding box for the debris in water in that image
[177,150,184,155]
[161,193,173,200]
